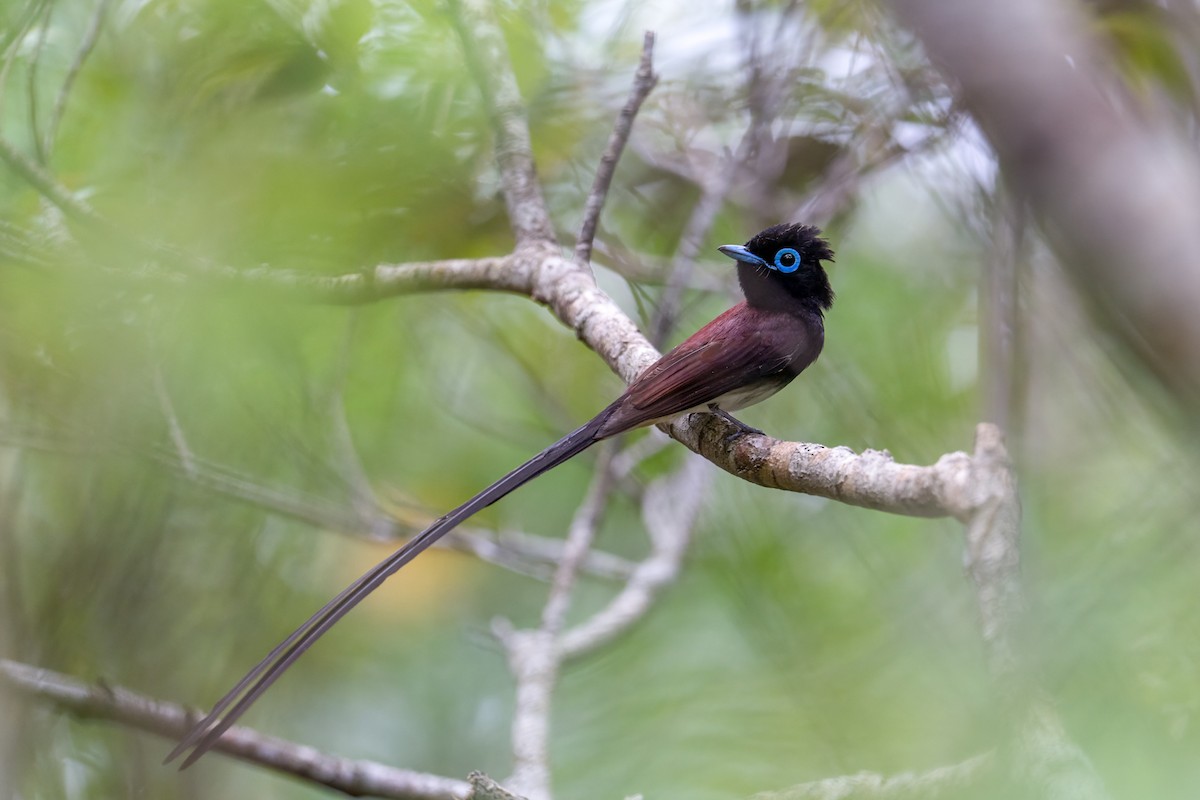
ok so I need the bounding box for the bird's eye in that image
[773,248,800,273]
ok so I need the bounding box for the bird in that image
[166,222,834,767]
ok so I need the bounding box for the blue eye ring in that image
[773,247,800,273]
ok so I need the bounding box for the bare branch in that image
[560,452,707,660]
[650,177,732,345]
[444,527,636,582]
[506,443,619,799]
[501,445,709,798]
[118,254,523,302]
[448,0,556,246]
[591,239,727,292]
[0,659,471,799]
[574,32,658,267]
[962,425,1022,682]
[502,628,555,800]
[539,442,619,634]
[665,413,978,520]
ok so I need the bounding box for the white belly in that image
[706,378,790,412]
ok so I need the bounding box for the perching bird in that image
[167,222,834,766]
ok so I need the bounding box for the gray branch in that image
[574,32,658,267]
[449,0,556,245]
[559,451,708,660]
[0,659,471,800]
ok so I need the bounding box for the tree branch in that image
[0,659,471,799]
[121,254,524,303]
[503,443,620,799]
[666,414,977,519]
[574,32,658,267]
[559,450,707,660]
[448,0,556,246]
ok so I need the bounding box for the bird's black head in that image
[719,223,835,315]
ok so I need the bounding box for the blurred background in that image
[1,0,1198,798]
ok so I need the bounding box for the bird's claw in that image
[710,408,764,438]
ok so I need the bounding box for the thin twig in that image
[446,527,636,582]
[44,0,112,158]
[560,451,708,660]
[501,627,554,800]
[539,441,620,634]
[151,363,196,479]
[0,658,472,800]
[790,111,960,227]
[591,238,726,291]
[574,32,658,267]
[649,178,732,345]
[0,426,634,580]
[649,13,803,345]
[648,116,779,345]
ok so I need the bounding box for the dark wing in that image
[611,328,791,428]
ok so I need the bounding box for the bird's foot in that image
[710,408,764,438]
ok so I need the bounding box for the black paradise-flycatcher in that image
[167,222,835,766]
